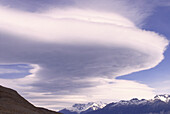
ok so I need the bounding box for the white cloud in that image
[73,0,156,26]
[0,6,168,76]
[0,77,155,110]
[0,1,168,111]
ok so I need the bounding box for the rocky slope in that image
[0,85,61,114]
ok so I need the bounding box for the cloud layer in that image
[0,0,169,110]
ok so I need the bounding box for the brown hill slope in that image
[0,85,61,114]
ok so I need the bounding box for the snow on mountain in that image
[68,102,106,114]
[86,95,170,114]
[110,94,170,108]
[154,94,170,103]
[110,98,148,107]
[60,102,106,114]
[60,95,170,114]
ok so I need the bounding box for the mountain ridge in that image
[60,94,170,114]
[0,85,61,114]
[60,102,106,114]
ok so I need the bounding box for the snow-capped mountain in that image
[60,95,170,114]
[59,102,106,114]
[70,102,106,113]
[154,94,170,103]
[87,94,170,114]
[109,98,149,107]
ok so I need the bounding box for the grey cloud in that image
[0,32,153,94]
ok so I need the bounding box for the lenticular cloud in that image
[0,7,168,78]
[0,6,168,110]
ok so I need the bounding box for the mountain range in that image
[60,102,106,114]
[60,95,170,114]
[1,85,170,114]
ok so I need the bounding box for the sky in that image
[0,0,169,111]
